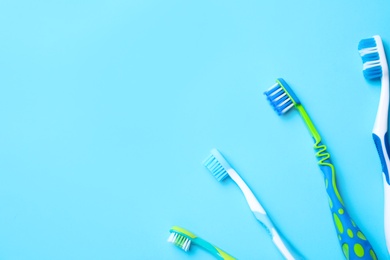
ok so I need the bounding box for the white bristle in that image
[273,91,287,102]
[167,233,175,242]
[266,83,279,92]
[183,239,191,251]
[168,232,192,252]
[364,60,381,70]
[282,103,294,114]
[269,87,283,98]
[277,96,290,107]
[359,46,378,56]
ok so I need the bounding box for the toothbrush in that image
[203,148,302,260]
[264,78,377,260]
[168,225,236,260]
[358,35,390,254]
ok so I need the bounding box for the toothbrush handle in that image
[372,132,390,253]
[373,72,390,253]
[268,225,304,260]
[252,208,303,260]
[228,169,303,260]
[383,174,390,255]
[316,142,377,259]
[193,237,236,260]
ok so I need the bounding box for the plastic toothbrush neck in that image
[296,104,321,143]
[373,75,390,136]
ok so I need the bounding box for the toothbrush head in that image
[168,226,196,252]
[264,78,301,115]
[203,148,233,182]
[358,35,388,79]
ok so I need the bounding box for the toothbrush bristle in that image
[203,154,229,182]
[358,37,383,80]
[168,232,192,251]
[264,83,294,115]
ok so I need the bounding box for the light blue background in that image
[1,1,390,259]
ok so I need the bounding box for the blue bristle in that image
[277,100,293,114]
[265,83,280,95]
[203,154,228,181]
[358,37,376,50]
[364,66,383,80]
[362,52,380,63]
[358,37,383,79]
[272,93,289,106]
[264,84,293,115]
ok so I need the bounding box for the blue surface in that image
[1,1,390,259]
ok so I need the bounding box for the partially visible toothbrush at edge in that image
[203,148,303,260]
[358,35,390,254]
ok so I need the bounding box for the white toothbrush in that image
[359,35,390,254]
[203,148,303,260]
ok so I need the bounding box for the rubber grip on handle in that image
[373,133,390,254]
[373,133,390,185]
[320,164,377,260]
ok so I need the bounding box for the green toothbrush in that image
[168,226,236,259]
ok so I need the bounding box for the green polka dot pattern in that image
[354,244,364,257]
[333,213,344,234]
[357,231,367,241]
[316,140,377,259]
[369,250,377,260]
[342,244,349,259]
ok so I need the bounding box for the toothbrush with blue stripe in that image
[203,148,302,260]
[358,35,390,254]
[264,78,377,259]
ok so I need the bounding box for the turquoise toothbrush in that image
[203,148,302,260]
[168,225,236,259]
[358,35,390,254]
[264,78,377,259]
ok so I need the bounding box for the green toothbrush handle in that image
[316,142,377,260]
[193,237,236,260]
